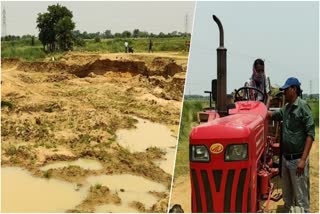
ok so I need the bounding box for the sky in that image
[1,1,195,36]
[187,1,319,95]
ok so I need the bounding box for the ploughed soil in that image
[1,52,188,212]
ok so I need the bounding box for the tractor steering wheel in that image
[234,86,266,103]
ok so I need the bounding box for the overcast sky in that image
[187,1,319,95]
[1,1,195,36]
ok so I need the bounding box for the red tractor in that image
[189,15,284,212]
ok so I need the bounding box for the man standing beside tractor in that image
[268,77,315,213]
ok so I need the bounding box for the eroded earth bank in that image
[1,52,187,213]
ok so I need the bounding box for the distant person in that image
[185,40,190,52]
[244,58,271,105]
[148,39,153,53]
[268,77,315,213]
[128,46,134,53]
[124,41,128,53]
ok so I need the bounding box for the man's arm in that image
[296,103,315,176]
[296,136,314,176]
[268,108,283,120]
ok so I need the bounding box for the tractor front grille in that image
[191,168,250,213]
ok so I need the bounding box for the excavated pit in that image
[1,53,187,213]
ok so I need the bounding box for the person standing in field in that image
[124,41,128,53]
[148,39,153,53]
[268,77,315,213]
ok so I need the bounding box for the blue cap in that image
[280,77,301,91]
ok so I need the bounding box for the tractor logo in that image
[210,143,223,154]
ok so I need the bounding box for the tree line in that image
[1,3,191,53]
[73,29,190,40]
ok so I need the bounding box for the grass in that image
[5,145,17,156]
[94,183,102,189]
[78,134,91,144]
[1,39,46,61]
[43,170,52,179]
[75,37,189,53]
[307,100,319,126]
[174,99,209,178]
[1,101,14,109]
[1,37,190,61]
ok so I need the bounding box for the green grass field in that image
[308,100,319,126]
[174,99,210,178]
[1,37,190,61]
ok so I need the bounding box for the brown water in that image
[1,167,88,212]
[95,204,138,213]
[154,147,176,174]
[116,117,177,174]
[2,118,175,212]
[40,158,103,171]
[86,174,167,211]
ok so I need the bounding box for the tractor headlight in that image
[225,144,248,161]
[190,145,210,162]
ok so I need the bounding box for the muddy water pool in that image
[154,147,176,175]
[86,174,167,211]
[95,204,139,213]
[1,167,88,212]
[116,117,177,174]
[2,168,167,212]
[2,117,176,212]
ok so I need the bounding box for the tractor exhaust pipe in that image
[212,15,227,115]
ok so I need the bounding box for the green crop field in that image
[307,100,319,126]
[1,37,190,61]
[174,99,210,178]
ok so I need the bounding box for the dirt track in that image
[1,52,188,212]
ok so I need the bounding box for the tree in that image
[114,33,121,38]
[54,16,75,50]
[132,29,140,38]
[138,31,149,38]
[31,36,35,46]
[94,36,101,43]
[104,30,113,38]
[121,30,131,38]
[36,4,75,52]
[158,32,165,38]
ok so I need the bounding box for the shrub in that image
[6,145,17,156]
[94,36,101,43]
[43,170,52,179]
[1,101,13,109]
[95,183,102,189]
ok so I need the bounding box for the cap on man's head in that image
[280,77,301,91]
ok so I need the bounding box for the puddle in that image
[95,204,138,213]
[1,167,88,213]
[154,147,176,174]
[116,117,177,174]
[86,174,166,211]
[117,117,176,152]
[40,158,103,171]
